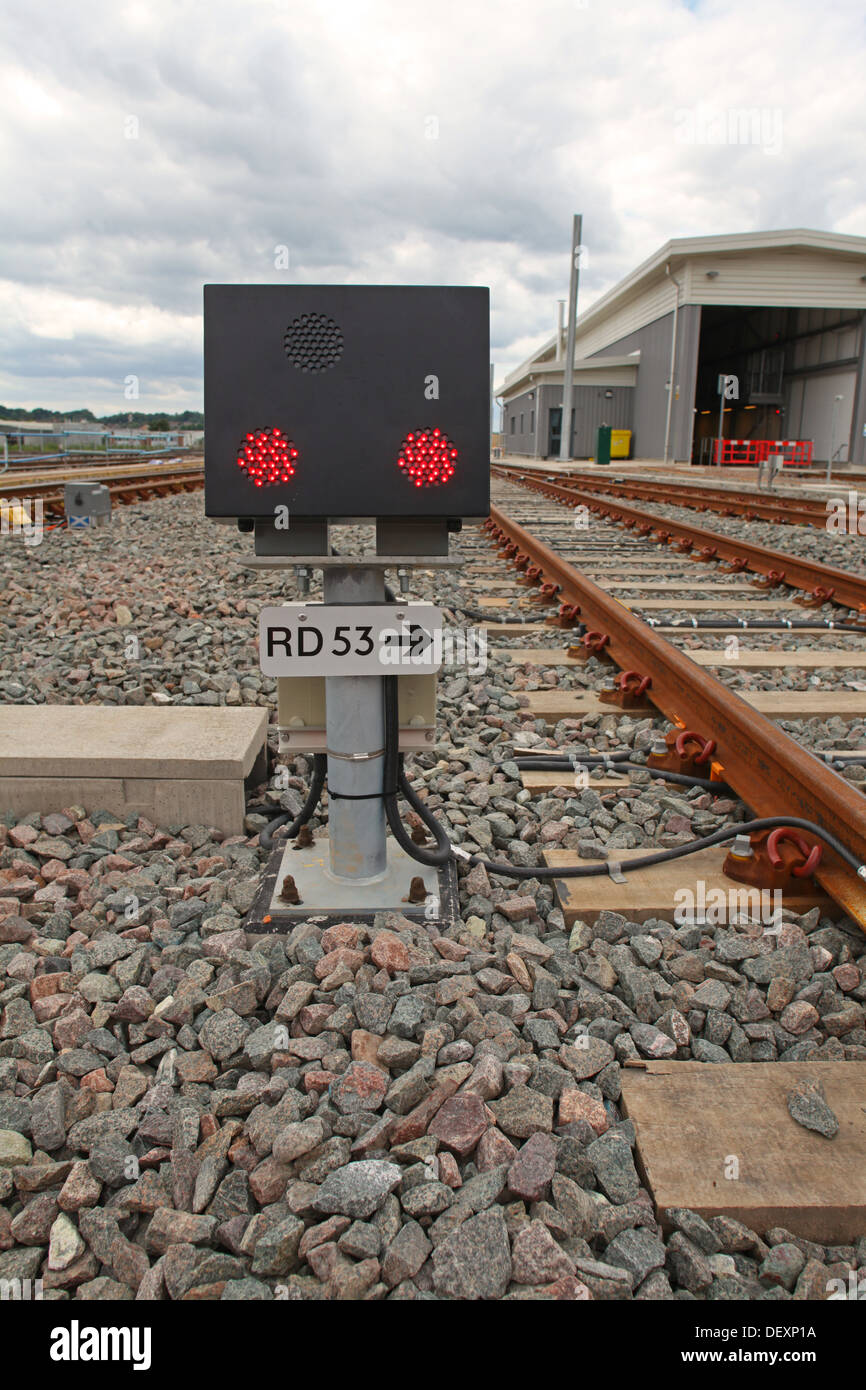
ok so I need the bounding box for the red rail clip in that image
[545,602,582,629]
[599,669,654,709]
[723,827,822,891]
[794,585,835,608]
[751,569,786,589]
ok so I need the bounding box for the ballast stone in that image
[313,1161,402,1219]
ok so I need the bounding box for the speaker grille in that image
[283,313,344,373]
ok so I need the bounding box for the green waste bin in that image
[595,425,612,466]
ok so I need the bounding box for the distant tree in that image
[0,403,203,428]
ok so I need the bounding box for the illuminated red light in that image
[396,427,458,487]
[236,426,298,486]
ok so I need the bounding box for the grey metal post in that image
[663,263,682,465]
[558,214,582,462]
[323,565,388,881]
[716,377,726,468]
[828,394,843,480]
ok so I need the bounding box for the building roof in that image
[497,228,866,400]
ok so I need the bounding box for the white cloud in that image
[0,0,864,412]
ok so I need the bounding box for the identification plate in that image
[259,603,443,676]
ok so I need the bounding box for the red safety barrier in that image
[711,439,814,467]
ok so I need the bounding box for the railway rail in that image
[491,464,866,616]
[1,459,204,517]
[478,474,866,928]
[495,460,861,529]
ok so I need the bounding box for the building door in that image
[547,407,575,457]
[548,408,561,457]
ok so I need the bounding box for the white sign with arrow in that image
[259,603,443,676]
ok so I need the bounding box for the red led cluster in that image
[396,428,457,487]
[236,427,298,486]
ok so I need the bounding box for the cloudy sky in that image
[1,0,865,416]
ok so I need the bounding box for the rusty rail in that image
[496,463,830,527]
[487,503,866,926]
[2,466,204,517]
[492,466,866,615]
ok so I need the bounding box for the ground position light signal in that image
[203,285,490,523]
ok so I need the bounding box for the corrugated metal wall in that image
[506,383,634,457]
[588,307,700,461]
[502,388,540,455]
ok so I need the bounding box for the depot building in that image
[496,229,866,467]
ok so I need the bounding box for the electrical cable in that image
[465,815,866,881]
[511,756,733,792]
[382,674,451,865]
[381,667,865,879]
[259,752,327,850]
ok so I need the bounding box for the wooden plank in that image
[478,595,806,612]
[544,845,831,926]
[626,598,807,610]
[498,647,866,671]
[479,579,759,592]
[689,649,866,669]
[747,690,866,719]
[620,1061,866,1243]
[521,769,635,791]
[480,622,550,635]
[654,624,834,634]
[603,581,757,593]
[499,647,582,665]
[525,689,866,722]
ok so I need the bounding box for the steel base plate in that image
[244,833,460,934]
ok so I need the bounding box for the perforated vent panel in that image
[283,313,344,373]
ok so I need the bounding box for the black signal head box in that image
[203,284,490,522]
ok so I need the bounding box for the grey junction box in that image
[64,481,111,522]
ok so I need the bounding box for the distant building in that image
[496,229,866,465]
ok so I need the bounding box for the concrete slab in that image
[0,706,269,834]
[0,705,268,779]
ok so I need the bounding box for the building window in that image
[530,409,535,434]
[510,416,515,434]
[520,413,524,433]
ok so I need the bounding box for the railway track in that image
[1,447,201,475]
[472,472,866,928]
[1,481,865,1302]
[495,461,859,529]
[1,459,204,517]
[492,464,866,615]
